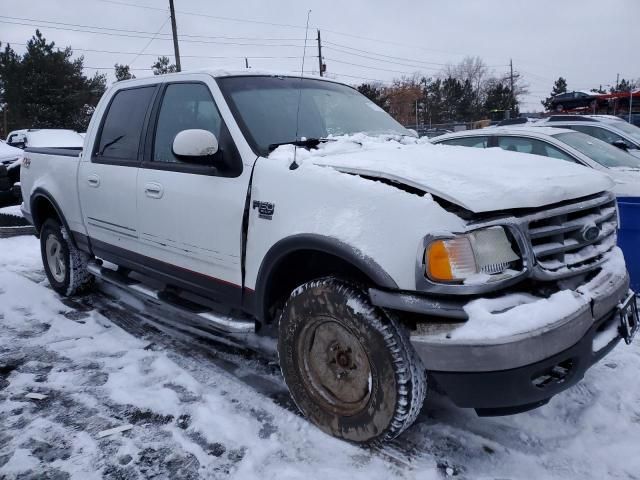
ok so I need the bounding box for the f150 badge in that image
[253,200,275,220]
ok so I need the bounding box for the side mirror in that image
[612,139,629,151]
[172,129,219,164]
[8,134,26,149]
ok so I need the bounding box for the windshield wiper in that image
[268,137,335,152]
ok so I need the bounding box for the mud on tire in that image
[277,277,426,443]
[40,218,94,296]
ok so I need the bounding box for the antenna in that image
[290,9,312,171]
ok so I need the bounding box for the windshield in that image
[604,120,640,145]
[553,131,640,168]
[217,76,409,156]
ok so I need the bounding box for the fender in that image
[252,233,399,322]
[30,187,91,253]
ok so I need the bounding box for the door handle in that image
[87,174,100,187]
[144,182,164,199]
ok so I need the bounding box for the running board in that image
[87,262,255,334]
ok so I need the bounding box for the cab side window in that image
[569,125,631,147]
[153,83,223,163]
[497,136,578,163]
[439,136,489,148]
[96,86,156,162]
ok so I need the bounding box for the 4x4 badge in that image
[252,200,275,220]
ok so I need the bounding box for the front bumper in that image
[369,248,633,412]
[431,303,625,413]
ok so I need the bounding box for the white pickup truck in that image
[20,70,638,443]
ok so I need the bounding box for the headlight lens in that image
[426,226,520,283]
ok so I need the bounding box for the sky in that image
[1,0,638,112]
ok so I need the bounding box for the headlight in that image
[425,226,521,283]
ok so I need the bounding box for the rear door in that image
[78,85,157,253]
[135,77,250,305]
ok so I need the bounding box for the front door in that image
[78,85,157,253]
[135,79,250,305]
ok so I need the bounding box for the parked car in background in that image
[432,126,640,290]
[619,113,640,128]
[550,91,601,111]
[6,128,84,150]
[19,70,637,443]
[4,129,84,204]
[0,140,23,205]
[536,115,640,159]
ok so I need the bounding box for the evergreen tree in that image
[485,81,513,115]
[114,63,135,81]
[0,30,106,133]
[356,83,388,111]
[542,77,567,111]
[151,56,177,75]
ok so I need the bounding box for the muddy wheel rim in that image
[298,317,372,416]
[45,234,66,283]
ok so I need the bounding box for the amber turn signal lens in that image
[426,240,453,281]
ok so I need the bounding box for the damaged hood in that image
[301,139,614,213]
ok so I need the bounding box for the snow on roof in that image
[433,125,574,140]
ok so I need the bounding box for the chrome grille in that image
[523,192,618,274]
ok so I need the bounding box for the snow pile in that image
[0,205,22,218]
[269,134,614,213]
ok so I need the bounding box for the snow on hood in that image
[269,134,614,214]
[607,167,640,197]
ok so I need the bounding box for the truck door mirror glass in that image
[612,139,629,151]
[172,129,219,164]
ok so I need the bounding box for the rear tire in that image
[278,277,426,443]
[40,218,94,296]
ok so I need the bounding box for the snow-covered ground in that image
[1,235,640,479]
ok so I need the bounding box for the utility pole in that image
[317,30,324,76]
[616,73,620,91]
[245,57,249,69]
[509,59,515,118]
[630,89,634,124]
[169,0,181,72]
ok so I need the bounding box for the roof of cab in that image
[114,68,343,86]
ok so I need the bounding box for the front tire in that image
[278,278,426,443]
[40,218,94,296]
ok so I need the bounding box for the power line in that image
[97,0,310,30]
[324,46,448,71]
[129,17,170,65]
[325,57,440,75]
[324,41,450,67]
[0,15,303,47]
[0,41,305,60]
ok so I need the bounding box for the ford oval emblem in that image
[581,223,600,242]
